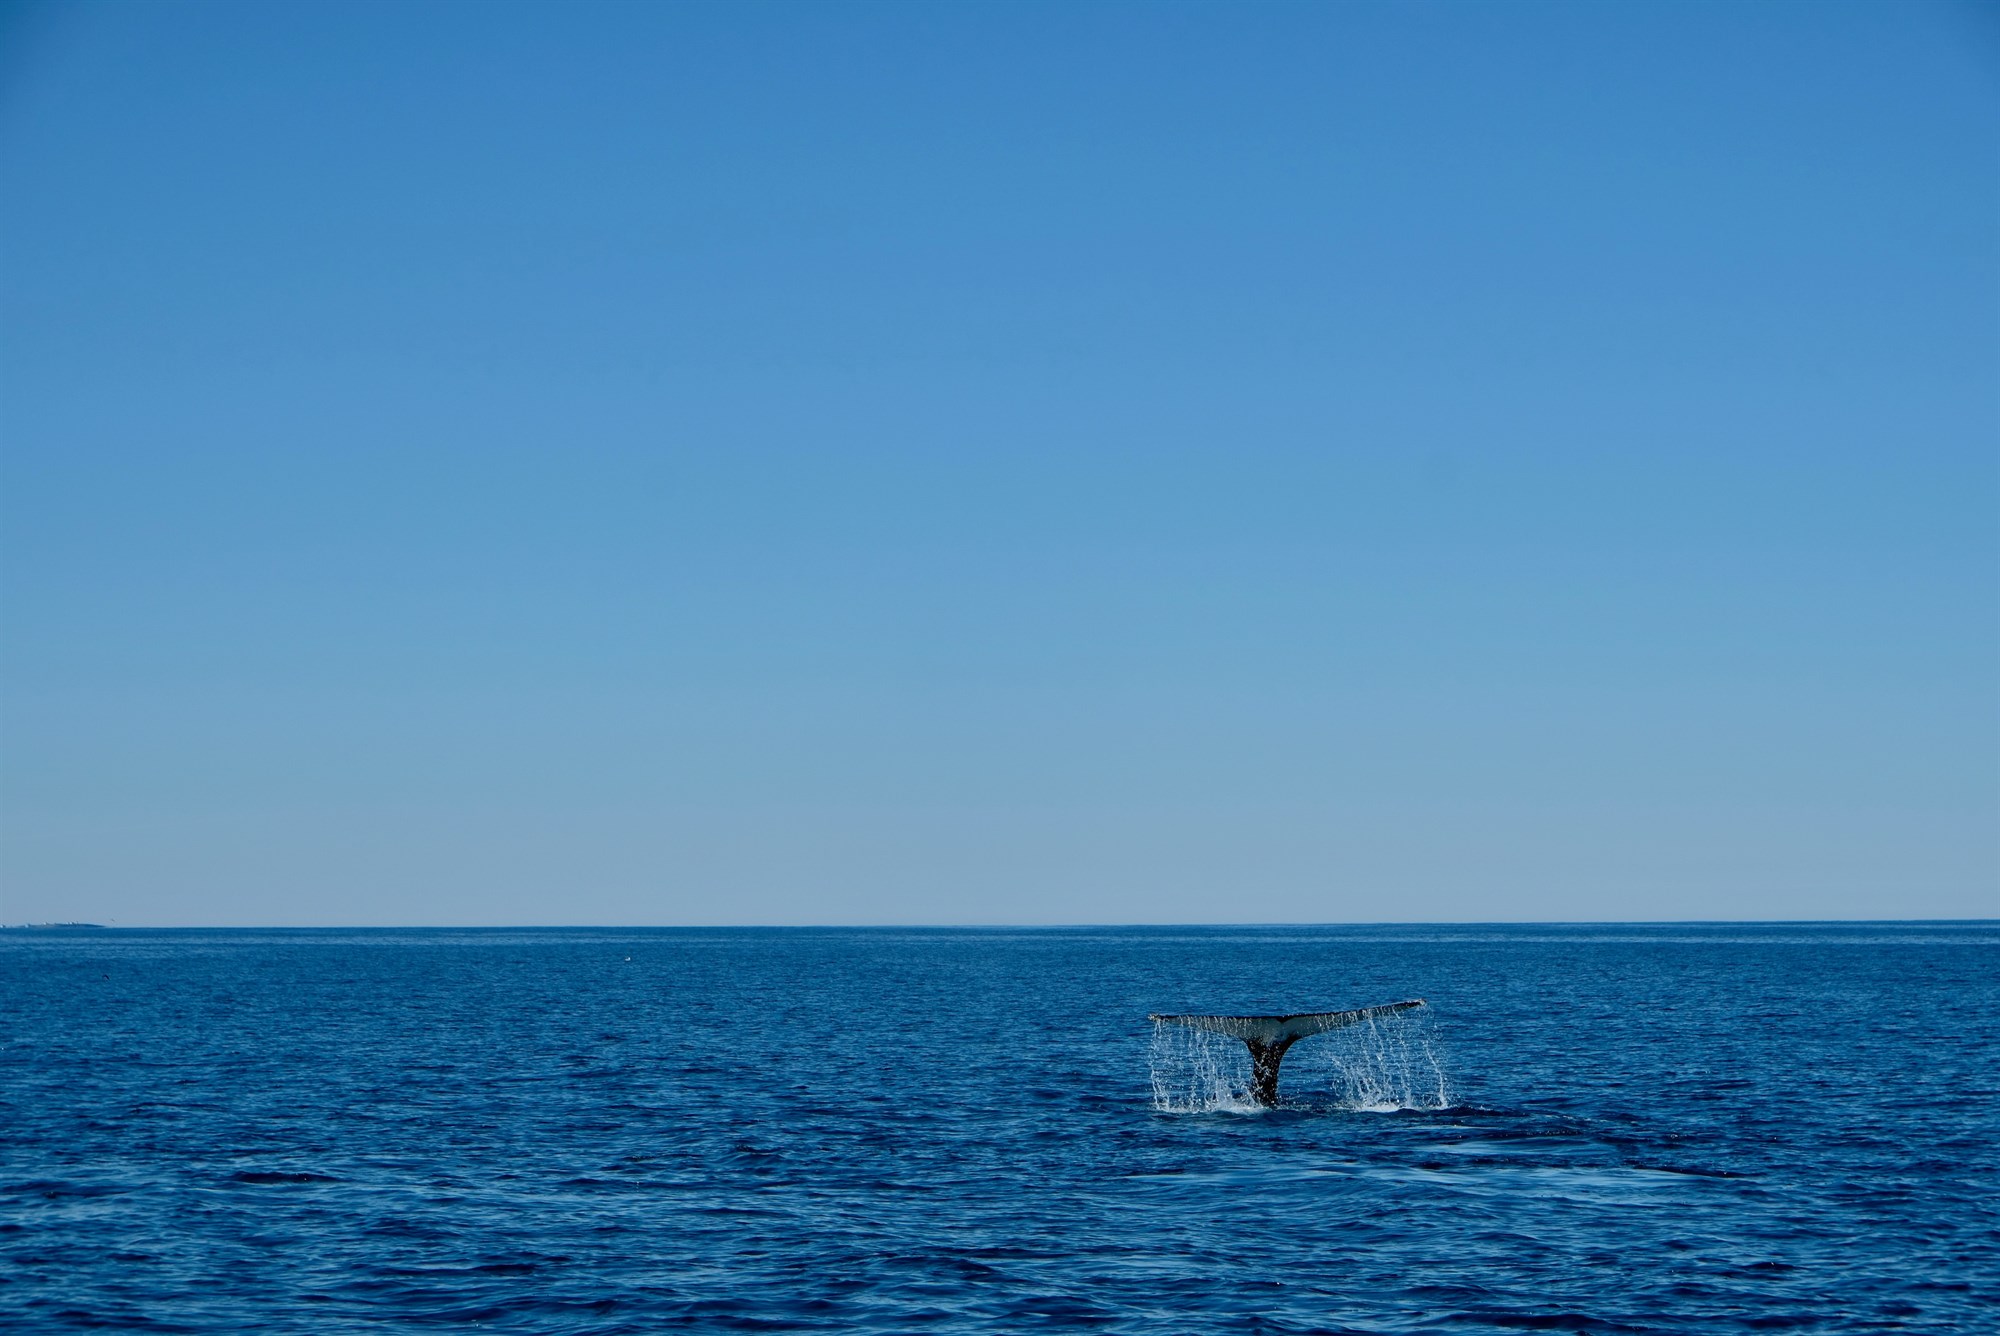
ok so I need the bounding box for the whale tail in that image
[1148,1000,1426,1106]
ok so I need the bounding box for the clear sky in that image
[2,0,1995,926]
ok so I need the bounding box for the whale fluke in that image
[1149,1000,1426,1106]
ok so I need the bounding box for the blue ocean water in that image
[2,923,1995,1333]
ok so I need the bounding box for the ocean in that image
[2,923,1994,1332]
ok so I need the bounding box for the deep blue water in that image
[2,923,1996,1333]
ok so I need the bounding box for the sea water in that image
[2,923,1995,1332]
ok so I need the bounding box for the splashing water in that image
[1148,1019,1262,1113]
[1149,1011,1451,1113]
[1292,1011,1453,1112]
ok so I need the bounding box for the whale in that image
[1148,1000,1427,1106]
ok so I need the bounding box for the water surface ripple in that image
[3,924,1995,1332]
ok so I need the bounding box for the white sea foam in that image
[1148,1010,1450,1113]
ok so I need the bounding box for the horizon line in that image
[5,917,1995,931]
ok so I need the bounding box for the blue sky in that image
[2,0,1994,925]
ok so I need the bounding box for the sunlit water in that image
[3,924,1996,1332]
